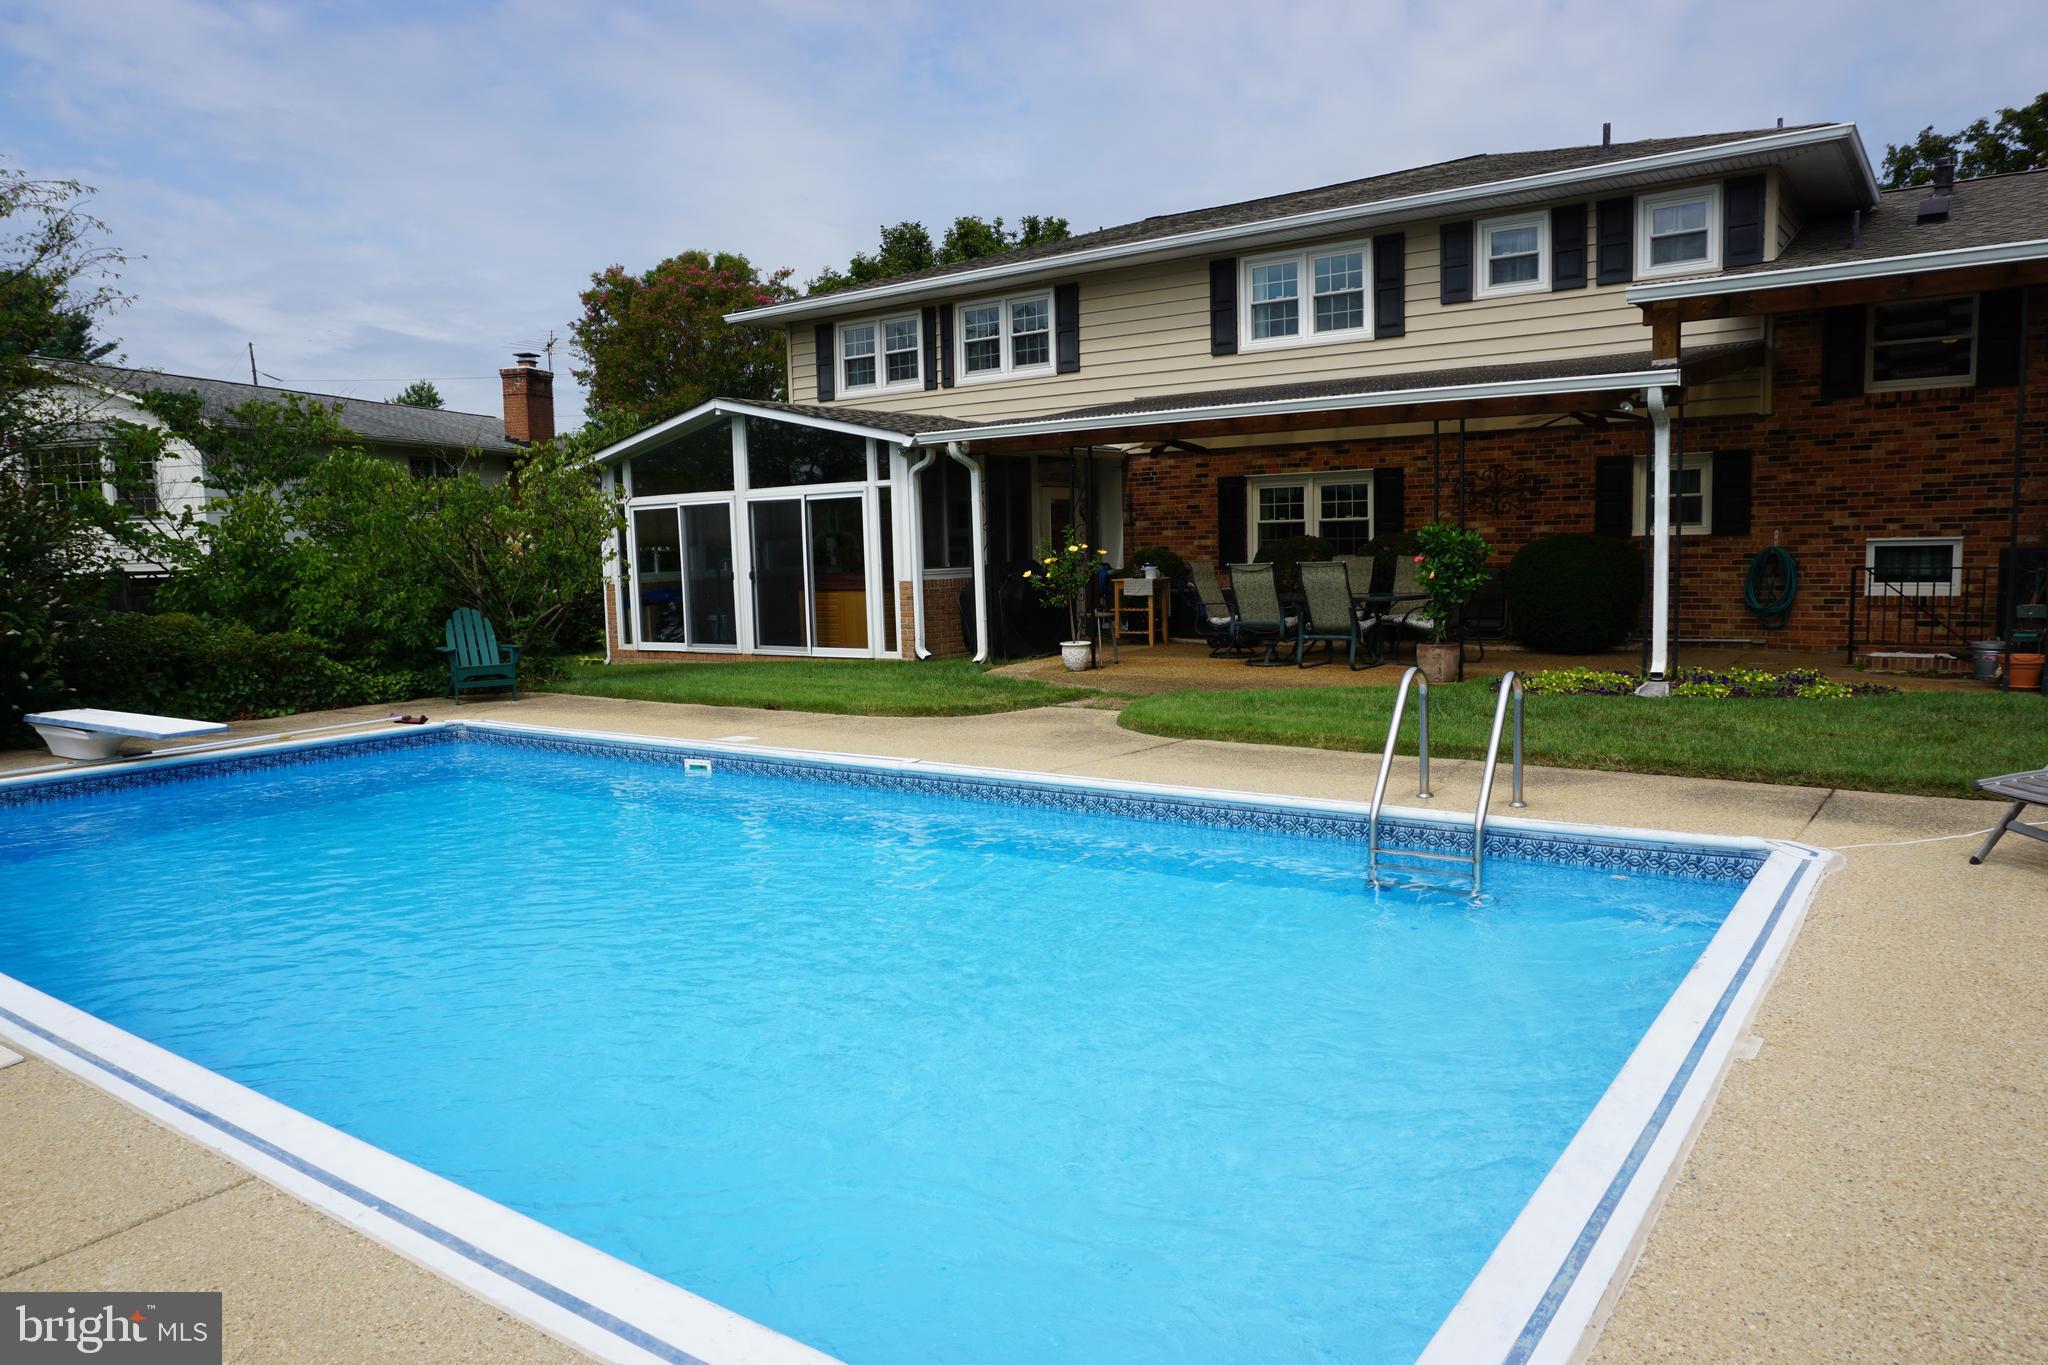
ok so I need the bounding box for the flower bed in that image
[1514,666,1900,699]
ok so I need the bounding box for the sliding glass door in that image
[629,501,738,650]
[808,495,868,653]
[750,499,808,650]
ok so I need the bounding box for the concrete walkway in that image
[3,693,2044,1361]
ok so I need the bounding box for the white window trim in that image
[1865,294,1978,394]
[954,290,1055,383]
[1635,183,1722,280]
[1474,211,1550,298]
[1630,452,1714,536]
[1238,241,1374,351]
[1245,469,1376,549]
[1864,536,1964,598]
[837,313,923,394]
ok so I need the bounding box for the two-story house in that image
[592,121,2046,679]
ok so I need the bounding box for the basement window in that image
[1865,537,1962,597]
[1866,295,1977,392]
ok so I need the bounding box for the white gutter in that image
[913,365,1675,447]
[904,448,939,659]
[1635,386,1674,696]
[1627,237,2048,303]
[947,443,990,664]
[731,124,1873,325]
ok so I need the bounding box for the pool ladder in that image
[1366,667,1527,895]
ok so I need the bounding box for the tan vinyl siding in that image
[788,179,1766,423]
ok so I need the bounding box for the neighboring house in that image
[591,122,2045,674]
[26,353,556,575]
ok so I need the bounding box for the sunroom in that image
[593,399,1124,662]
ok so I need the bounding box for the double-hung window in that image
[1866,295,1977,391]
[1631,453,1713,535]
[957,292,1054,380]
[1241,243,1371,348]
[1475,212,1548,297]
[1636,185,1721,278]
[838,314,921,393]
[1248,471,1374,554]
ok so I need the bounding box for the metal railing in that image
[1470,671,1529,895]
[1845,566,1995,663]
[1367,667,1529,894]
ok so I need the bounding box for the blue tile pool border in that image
[0,721,1765,885]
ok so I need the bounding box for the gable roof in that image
[731,123,1876,324]
[588,396,980,466]
[37,358,523,452]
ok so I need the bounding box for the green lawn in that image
[1119,685,2048,797]
[543,658,1088,717]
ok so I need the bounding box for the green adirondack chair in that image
[439,608,520,703]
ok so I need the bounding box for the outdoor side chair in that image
[1226,562,1299,667]
[1969,766,2048,865]
[1296,560,1373,669]
[1188,559,1245,656]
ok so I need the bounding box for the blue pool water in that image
[0,735,1747,1364]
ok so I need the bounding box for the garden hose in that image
[1743,546,1798,632]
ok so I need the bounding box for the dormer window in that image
[1475,212,1549,297]
[1636,185,1722,278]
[838,314,922,393]
[958,291,1055,380]
[1240,243,1372,349]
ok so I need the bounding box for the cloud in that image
[2,0,2041,429]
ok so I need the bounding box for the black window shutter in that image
[1372,232,1405,336]
[1723,174,1766,269]
[1054,282,1081,374]
[1217,475,1247,563]
[1551,203,1588,291]
[1372,466,1406,535]
[1595,197,1634,285]
[1710,450,1752,536]
[921,306,939,390]
[1209,258,1238,356]
[1977,289,2023,387]
[939,304,956,388]
[813,322,835,402]
[1818,305,1867,399]
[1439,222,1473,304]
[1593,455,1633,536]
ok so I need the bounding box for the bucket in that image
[1969,639,2007,681]
[2010,653,2045,691]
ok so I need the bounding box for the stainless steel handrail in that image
[1367,666,1433,882]
[1470,670,1528,894]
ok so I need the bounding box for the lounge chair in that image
[1226,562,1299,667]
[440,607,521,703]
[1296,560,1372,669]
[1188,560,1243,656]
[1969,767,2048,865]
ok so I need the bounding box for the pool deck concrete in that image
[3,692,2044,1362]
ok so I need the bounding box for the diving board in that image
[24,709,229,762]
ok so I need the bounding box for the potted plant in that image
[1411,522,1492,684]
[1024,524,1109,670]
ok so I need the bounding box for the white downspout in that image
[905,446,938,659]
[1635,385,1673,697]
[948,441,990,664]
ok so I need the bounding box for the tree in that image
[0,168,127,369]
[569,250,795,432]
[806,213,1072,294]
[388,379,443,408]
[1883,92,2048,187]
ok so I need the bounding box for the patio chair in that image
[440,607,520,702]
[1366,553,1433,659]
[1296,560,1372,669]
[1188,559,1244,656]
[1226,561,1299,667]
[1969,766,2048,865]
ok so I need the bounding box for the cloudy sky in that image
[3,0,2042,428]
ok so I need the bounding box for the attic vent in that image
[1917,154,1955,223]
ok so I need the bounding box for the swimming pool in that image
[0,723,1828,1364]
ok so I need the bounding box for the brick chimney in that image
[500,352,554,445]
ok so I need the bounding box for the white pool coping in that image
[0,719,1836,1364]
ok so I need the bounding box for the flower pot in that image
[2009,652,2045,691]
[1415,641,1461,685]
[1060,639,1093,672]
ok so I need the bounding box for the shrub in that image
[1507,534,1644,653]
[1413,523,1492,643]
[64,613,439,721]
[1122,544,1188,581]
[1516,665,1899,699]
[1253,534,1333,592]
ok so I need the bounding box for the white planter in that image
[1060,640,1093,671]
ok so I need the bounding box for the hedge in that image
[1507,535,1644,653]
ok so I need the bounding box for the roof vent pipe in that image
[1849,209,1863,248]
[1600,122,1613,157]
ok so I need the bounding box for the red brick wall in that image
[920,574,970,658]
[1124,295,2048,652]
